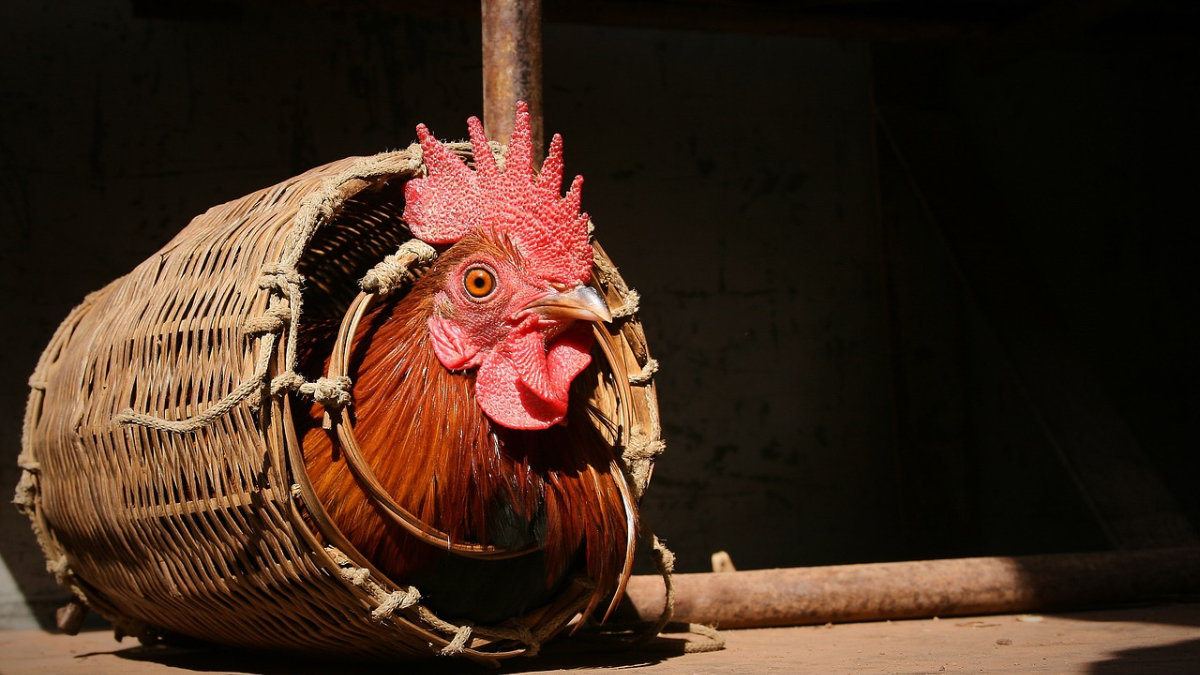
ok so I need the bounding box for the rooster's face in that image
[425,231,611,431]
[403,103,604,431]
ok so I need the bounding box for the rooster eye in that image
[463,267,496,299]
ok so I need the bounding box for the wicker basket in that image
[16,144,665,664]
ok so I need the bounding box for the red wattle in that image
[474,323,594,430]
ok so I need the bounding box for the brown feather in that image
[300,237,635,622]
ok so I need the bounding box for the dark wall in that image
[951,42,1200,542]
[873,38,1199,558]
[2,0,1196,628]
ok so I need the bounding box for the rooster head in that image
[403,102,609,430]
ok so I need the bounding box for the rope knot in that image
[13,471,37,509]
[360,239,439,295]
[629,358,660,385]
[299,375,353,410]
[242,304,291,335]
[269,371,306,396]
[612,289,641,319]
[17,452,41,472]
[258,264,303,291]
[500,618,541,657]
[47,555,71,583]
[339,567,371,586]
[623,429,667,464]
[372,588,422,621]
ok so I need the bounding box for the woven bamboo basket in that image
[15,143,666,664]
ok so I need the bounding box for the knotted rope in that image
[359,239,438,295]
[629,358,659,385]
[440,623,475,656]
[612,289,640,319]
[372,588,423,621]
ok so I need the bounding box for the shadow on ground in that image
[73,631,704,675]
[1056,602,1200,628]
[1088,638,1200,675]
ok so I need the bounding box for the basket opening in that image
[295,178,413,375]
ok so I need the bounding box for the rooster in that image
[301,104,636,626]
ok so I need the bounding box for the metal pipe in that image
[621,548,1200,628]
[481,0,543,159]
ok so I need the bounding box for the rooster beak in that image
[521,284,613,324]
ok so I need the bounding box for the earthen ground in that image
[2,603,1197,674]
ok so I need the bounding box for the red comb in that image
[404,102,592,285]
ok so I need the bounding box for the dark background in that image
[2,0,1197,628]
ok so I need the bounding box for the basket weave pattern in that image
[16,145,664,662]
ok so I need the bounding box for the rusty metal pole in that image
[481,0,544,161]
[621,548,1200,628]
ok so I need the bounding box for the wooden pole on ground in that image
[621,548,1200,628]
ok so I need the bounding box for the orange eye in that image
[464,267,496,298]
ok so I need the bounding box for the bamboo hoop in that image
[320,289,540,559]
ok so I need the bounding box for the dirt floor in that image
[2,603,1197,674]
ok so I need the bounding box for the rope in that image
[682,622,727,653]
[16,452,40,472]
[629,358,659,385]
[630,382,668,499]
[257,263,303,291]
[360,239,438,295]
[567,534,724,653]
[271,374,353,410]
[300,376,353,408]
[258,265,305,405]
[12,471,36,509]
[399,576,596,657]
[623,426,667,499]
[114,350,274,432]
[113,151,426,434]
[639,535,676,642]
[611,289,640,318]
[623,430,666,463]
[339,567,371,586]
[440,622,475,656]
[116,269,351,432]
[242,304,291,334]
[498,618,540,657]
[569,535,723,654]
[372,588,422,621]
[638,538,727,654]
[46,555,71,585]
[115,296,285,432]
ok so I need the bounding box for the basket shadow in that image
[1086,637,1200,675]
[81,634,695,674]
[1055,602,1200,629]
